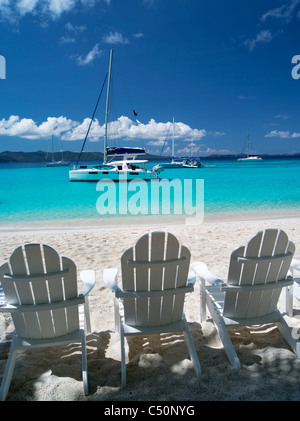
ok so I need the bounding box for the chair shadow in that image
[0,330,114,400]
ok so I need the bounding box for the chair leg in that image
[182,314,201,377]
[81,330,89,395]
[206,296,241,369]
[200,279,206,322]
[0,334,18,401]
[286,284,294,317]
[84,297,91,334]
[275,309,300,358]
[120,324,126,387]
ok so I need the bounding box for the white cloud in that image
[76,44,103,65]
[0,0,109,23]
[133,32,144,39]
[0,115,209,146]
[0,115,76,139]
[244,29,273,52]
[60,22,86,44]
[261,0,300,23]
[238,94,256,100]
[65,22,86,34]
[48,0,76,18]
[16,0,39,15]
[274,113,289,119]
[102,31,129,45]
[209,130,226,136]
[60,35,75,44]
[265,130,300,138]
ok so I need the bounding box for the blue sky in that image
[0,0,300,156]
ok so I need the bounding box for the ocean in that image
[0,156,300,227]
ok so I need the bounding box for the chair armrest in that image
[290,259,300,272]
[79,270,96,296]
[103,268,120,292]
[191,262,224,286]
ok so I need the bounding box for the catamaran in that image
[237,130,263,162]
[69,50,159,182]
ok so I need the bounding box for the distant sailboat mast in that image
[237,129,263,162]
[171,117,175,163]
[103,49,113,165]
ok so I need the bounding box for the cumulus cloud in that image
[0,115,76,139]
[16,0,39,16]
[63,116,207,142]
[0,0,109,23]
[265,130,300,138]
[102,31,129,45]
[0,115,208,145]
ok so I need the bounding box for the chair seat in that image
[13,329,85,349]
[122,318,186,336]
[0,243,96,401]
[192,229,300,369]
[104,231,201,386]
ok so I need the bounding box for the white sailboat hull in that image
[237,156,263,162]
[46,161,70,167]
[69,167,158,181]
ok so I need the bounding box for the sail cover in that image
[106,147,146,156]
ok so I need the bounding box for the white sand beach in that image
[1,214,300,401]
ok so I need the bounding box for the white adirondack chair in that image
[191,229,300,369]
[103,231,201,386]
[286,259,300,316]
[0,243,96,401]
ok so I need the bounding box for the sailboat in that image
[46,136,70,167]
[69,50,159,182]
[237,130,263,162]
[153,118,203,171]
[153,118,185,170]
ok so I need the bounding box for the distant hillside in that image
[0,150,104,163]
[0,150,171,163]
[0,150,300,163]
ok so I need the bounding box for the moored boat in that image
[69,50,159,182]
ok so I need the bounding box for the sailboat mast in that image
[51,135,54,163]
[172,117,175,163]
[103,49,113,164]
[247,129,250,157]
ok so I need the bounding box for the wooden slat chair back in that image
[104,231,201,386]
[120,231,191,328]
[191,229,300,369]
[1,243,79,339]
[224,229,295,319]
[0,243,96,400]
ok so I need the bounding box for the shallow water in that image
[0,156,300,227]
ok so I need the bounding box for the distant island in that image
[0,150,167,163]
[0,150,300,163]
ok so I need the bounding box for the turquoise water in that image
[0,157,300,226]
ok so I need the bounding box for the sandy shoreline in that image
[1,213,300,401]
[1,206,300,233]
